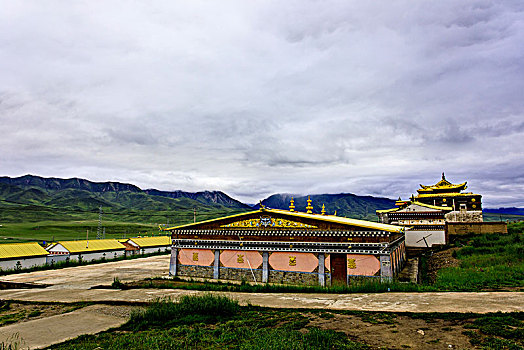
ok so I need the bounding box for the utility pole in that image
[96,205,103,239]
[194,208,196,223]
[103,227,106,239]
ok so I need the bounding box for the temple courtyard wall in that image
[170,247,403,286]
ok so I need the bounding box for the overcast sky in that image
[1,1,523,206]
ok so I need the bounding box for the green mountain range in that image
[0,175,250,225]
[0,175,402,224]
[257,193,396,221]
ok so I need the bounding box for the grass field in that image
[483,212,524,222]
[433,232,524,290]
[45,295,524,350]
[0,220,158,243]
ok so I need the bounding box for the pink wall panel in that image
[346,254,380,276]
[178,249,215,266]
[269,252,318,273]
[325,255,330,271]
[220,250,262,269]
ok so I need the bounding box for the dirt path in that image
[0,304,132,349]
[0,288,522,314]
[0,255,522,313]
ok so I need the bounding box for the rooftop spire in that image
[442,172,446,180]
[289,197,295,212]
[306,196,313,214]
[321,203,326,215]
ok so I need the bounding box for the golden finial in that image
[306,196,313,214]
[289,197,295,212]
[321,203,326,215]
[333,210,337,216]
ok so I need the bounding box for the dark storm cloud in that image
[0,1,523,207]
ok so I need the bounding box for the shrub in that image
[126,294,239,330]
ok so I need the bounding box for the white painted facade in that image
[0,256,47,271]
[47,243,126,262]
[69,250,125,262]
[125,240,170,255]
[405,229,446,247]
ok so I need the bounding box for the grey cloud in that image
[0,1,523,207]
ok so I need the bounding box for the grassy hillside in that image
[260,193,395,221]
[0,179,250,243]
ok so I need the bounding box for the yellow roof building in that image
[0,242,49,260]
[49,239,125,253]
[127,236,171,248]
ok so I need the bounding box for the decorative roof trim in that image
[166,208,404,233]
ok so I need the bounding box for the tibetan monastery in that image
[165,198,406,286]
[377,173,483,248]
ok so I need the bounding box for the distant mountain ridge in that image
[0,175,141,193]
[483,207,524,216]
[144,189,250,209]
[0,175,250,209]
[257,193,396,221]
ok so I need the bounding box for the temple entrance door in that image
[330,254,347,285]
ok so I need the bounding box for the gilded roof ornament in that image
[306,196,313,214]
[321,204,326,215]
[289,197,295,212]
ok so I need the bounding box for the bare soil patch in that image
[426,248,461,283]
[307,312,474,350]
[0,301,84,327]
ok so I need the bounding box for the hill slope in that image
[0,176,250,224]
[258,193,395,221]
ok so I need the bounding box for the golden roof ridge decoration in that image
[289,197,295,212]
[306,196,313,214]
[221,217,317,229]
[418,173,467,193]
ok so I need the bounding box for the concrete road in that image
[0,255,171,289]
[0,305,131,349]
[0,255,523,313]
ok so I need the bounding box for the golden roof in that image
[166,208,404,233]
[0,242,48,260]
[376,201,452,214]
[54,239,125,253]
[416,192,477,198]
[417,173,467,193]
[127,236,171,248]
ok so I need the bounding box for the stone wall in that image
[269,270,319,285]
[446,222,508,236]
[178,264,214,279]
[219,267,263,282]
[445,211,483,223]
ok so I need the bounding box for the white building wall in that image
[46,254,70,265]
[70,250,125,262]
[405,230,446,247]
[135,246,171,255]
[0,256,47,271]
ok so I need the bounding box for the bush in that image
[126,294,239,330]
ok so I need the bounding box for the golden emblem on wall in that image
[221,216,317,229]
[237,254,244,264]
[192,253,199,262]
[347,258,357,269]
[289,256,297,266]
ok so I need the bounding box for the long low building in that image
[165,200,406,286]
[46,239,126,262]
[125,236,171,255]
[0,242,48,271]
